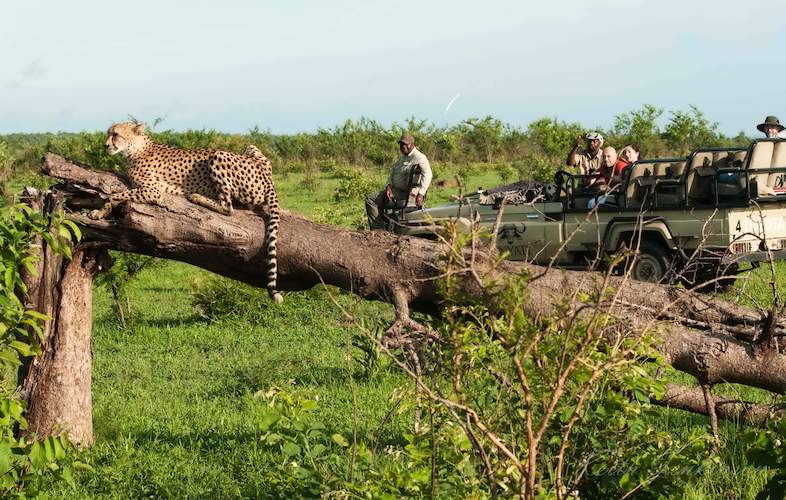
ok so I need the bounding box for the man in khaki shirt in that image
[366,132,432,229]
[566,131,604,175]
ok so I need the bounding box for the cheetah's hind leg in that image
[187,193,232,216]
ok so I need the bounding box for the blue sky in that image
[2,0,785,135]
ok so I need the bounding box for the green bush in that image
[0,203,87,494]
[190,275,268,323]
[311,205,367,230]
[333,166,378,203]
[2,107,749,182]
[251,385,490,498]
[94,252,161,329]
[744,419,786,498]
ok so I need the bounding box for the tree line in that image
[0,106,750,183]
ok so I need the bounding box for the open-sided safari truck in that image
[389,138,786,288]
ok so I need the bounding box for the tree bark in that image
[32,153,786,429]
[654,383,785,426]
[18,189,105,446]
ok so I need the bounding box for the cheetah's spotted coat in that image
[90,122,283,303]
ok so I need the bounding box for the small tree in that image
[611,104,666,156]
[664,105,722,155]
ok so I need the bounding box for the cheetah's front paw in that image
[88,208,109,220]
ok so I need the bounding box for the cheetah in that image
[89,121,284,304]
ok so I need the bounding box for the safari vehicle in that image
[384,138,786,288]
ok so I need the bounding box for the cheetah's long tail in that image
[265,190,284,304]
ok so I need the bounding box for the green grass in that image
[39,167,512,498]
[45,262,409,497]
[274,163,506,218]
[27,166,786,498]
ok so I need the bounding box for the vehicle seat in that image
[624,163,655,209]
[389,166,425,212]
[769,141,786,194]
[748,141,777,196]
[709,153,743,199]
[654,160,686,206]
[686,152,715,203]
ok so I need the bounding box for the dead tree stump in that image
[17,190,105,446]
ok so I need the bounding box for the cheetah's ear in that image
[133,123,146,135]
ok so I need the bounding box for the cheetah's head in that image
[105,122,149,157]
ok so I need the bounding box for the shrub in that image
[331,225,716,498]
[333,167,377,202]
[190,275,268,323]
[312,205,367,230]
[94,252,160,329]
[0,203,87,494]
[2,108,750,179]
[513,152,562,182]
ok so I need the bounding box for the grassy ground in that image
[28,166,786,498]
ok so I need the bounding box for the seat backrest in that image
[766,141,786,193]
[624,163,654,208]
[686,169,713,204]
[689,151,714,169]
[748,141,776,196]
[711,151,730,167]
[671,160,687,178]
[653,162,669,177]
[712,154,729,170]
[685,150,745,203]
[750,141,775,170]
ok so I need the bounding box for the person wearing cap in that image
[757,116,786,138]
[567,132,604,176]
[365,132,432,229]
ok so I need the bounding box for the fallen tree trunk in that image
[655,383,785,427]
[27,153,786,432]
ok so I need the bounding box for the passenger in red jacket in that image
[598,146,628,187]
[588,146,637,209]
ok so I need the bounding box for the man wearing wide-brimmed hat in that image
[566,131,604,175]
[365,132,432,229]
[757,116,786,138]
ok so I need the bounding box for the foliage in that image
[252,386,335,496]
[612,104,666,156]
[311,204,368,230]
[0,203,84,495]
[302,224,717,498]
[526,117,584,158]
[252,385,488,498]
[0,141,11,205]
[744,419,786,499]
[94,252,160,329]
[190,275,268,323]
[664,105,723,156]
[221,251,716,497]
[494,162,516,183]
[2,108,750,185]
[513,152,562,183]
[331,165,378,203]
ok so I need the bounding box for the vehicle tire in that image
[627,240,673,284]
